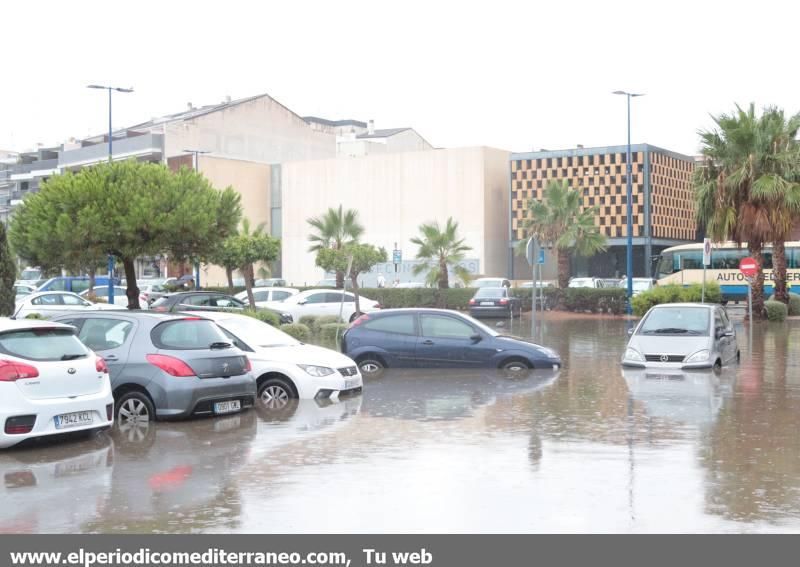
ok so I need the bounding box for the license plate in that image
[54,411,93,430]
[480,301,494,306]
[343,378,359,390]
[214,400,241,414]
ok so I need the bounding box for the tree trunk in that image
[773,240,788,304]
[438,257,449,289]
[557,248,570,289]
[225,267,234,291]
[121,257,140,310]
[244,264,255,308]
[748,243,766,320]
[88,268,96,293]
[335,270,344,289]
[350,271,361,319]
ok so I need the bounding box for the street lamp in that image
[613,90,644,314]
[183,149,210,289]
[88,84,133,305]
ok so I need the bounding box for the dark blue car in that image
[341,308,561,378]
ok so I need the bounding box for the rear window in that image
[150,296,171,308]
[151,319,231,350]
[0,328,89,361]
[475,288,506,298]
[362,314,416,335]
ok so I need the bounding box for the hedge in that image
[279,323,311,342]
[765,300,788,322]
[238,309,280,327]
[768,292,800,316]
[319,322,349,343]
[631,282,722,317]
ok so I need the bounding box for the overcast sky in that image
[2,0,797,156]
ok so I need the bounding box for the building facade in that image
[509,144,697,280]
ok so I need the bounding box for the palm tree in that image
[307,205,364,289]
[695,104,800,317]
[411,217,472,290]
[520,179,607,289]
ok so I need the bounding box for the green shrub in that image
[632,282,722,317]
[680,282,722,303]
[24,313,44,319]
[562,288,627,314]
[240,309,280,327]
[314,314,344,330]
[765,300,788,322]
[279,323,311,342]
[319,322,349,343]
[298,315,319,329]
[767,292,800,316]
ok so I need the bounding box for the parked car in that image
[601,278,623,288]
[618,277,655,296]
[568,277,604,289]
[519,281,555,289]
[150,292,292,324]
[0,319,114,449]
[79,286,130,307]
[194,311,362,407]
[473,277,511,288]
[137,281,168,305]
[394,282,426,289]
[342,308,561,378]
[468,287,522,318]
[260,289,381,324]
[37,276,120,294]
[50,312,256,424]
[14,284,36,300]
[17,267,43,287]
[14,291,121,319]
[316,278,337,288]
[234,287,299,306]
[622,303,739,369]
[255,278,287,287]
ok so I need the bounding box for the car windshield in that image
[569,278,594,288]
[0,328,89,361]
[475,279,503,288]
[638,307,710,336]
[20,269,41,280]
[218,317,300,347]
[621,279,651,291]
[475,288,505,298]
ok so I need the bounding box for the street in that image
[1,314,799,533]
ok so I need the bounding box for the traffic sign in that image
[739,257,759,278]
[393,249,402,264]
[526,238,540,267]
[702,238,711,266]
[537,248,545,265]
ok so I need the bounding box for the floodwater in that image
[3,312,800,533]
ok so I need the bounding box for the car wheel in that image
[500,359,532,378]
[358,357,386,379]
[258,378,296,410]
[116,391,155,430]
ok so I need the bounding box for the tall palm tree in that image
[520,179,607,289]
[307,205,364,289]
[695,104,800,317]
[411,217,472,290]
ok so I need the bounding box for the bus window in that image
[711,249,746,269]
[761,250,773,269]
[656,253,674,278]
[676,250,703,270]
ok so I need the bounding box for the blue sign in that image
[538,249,545,264]
[393,249,402,264]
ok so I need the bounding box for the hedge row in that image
[630,283,722,317]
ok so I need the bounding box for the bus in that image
[655,241,800,301]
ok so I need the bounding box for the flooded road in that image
[3,313,800,533]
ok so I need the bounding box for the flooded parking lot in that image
[3,313,800,533]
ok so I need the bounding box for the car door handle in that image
[103,354,119,361]
[422,340,435,345]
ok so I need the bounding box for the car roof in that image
[25,290,83,298]
[650,302,716,309]
[51,311,197,322]
[0,318,76,331]
[366,308,467,317]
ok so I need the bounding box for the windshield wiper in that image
[61,354,85,360]
[643,328,691,334]
[209,341,232,350]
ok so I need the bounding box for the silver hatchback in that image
[51,312,256,427]
[622,303,739,369]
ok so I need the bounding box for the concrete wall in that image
[280,147,511,286]
[161,96,336,164]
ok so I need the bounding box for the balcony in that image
[9,158,60,180]
[60,132,164,169]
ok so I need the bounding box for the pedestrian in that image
[377,274,386,288]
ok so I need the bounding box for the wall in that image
[385,129,433,153]
[280,147,511,286]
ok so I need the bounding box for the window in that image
[325,293,354,303]
[151,319,230,350]
[363,314,416,335]
[78,318,134,351]
[214,296,242,308]
[219,328,254,352]
[638,307,710,336]
[475,288,507,299]
[253,291,270,302]
[71,280,90,294]
[0,328,88,362]
[61,294,89,306]
[304,293,328,304]
[183,294,214,306]
[32,294,61,306]
[48,279,68,291]
[272,291,292,301]
[710,248,747,270]
[714,311,725,333]
[420,315,475,339]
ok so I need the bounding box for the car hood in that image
[252,343,357,368]
[495,335,551,352]
[628,334,711,355]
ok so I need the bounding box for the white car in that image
[568,277,604,289]
[14,291,122,319]
[196,311,363,406]
[260,289,381,323]
[474,277,511,288]
[79,286,130,308]
[0,319,114,449]
[394,282,426,288]
[234,287,299,307]
[14,284,36,301]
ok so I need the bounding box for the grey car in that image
[622,303,739,369]
[51,312,256,426]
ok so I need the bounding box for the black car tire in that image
[116,391,156,427]
[358,357,386,379]
[258,377,297,410]
[500,359,532,378]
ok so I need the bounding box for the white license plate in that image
[480,301,495,306]
[214,400,241,414]
[54,411,93,430]
[343,378,359,390]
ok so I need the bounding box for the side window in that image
[714,311,724,332]
[219,328,253,352]
[72,280,90,294]
[720,309,731,328]
[304,293,328,304]
[271,291,291,301]
[214,296,240,308]
[62,294,88,306]
[420,315,475,339]
[326,293,353,303]
[363,314,416,336]
[49,279,67,291]
[32,295,60,306]
[253,291,269,302]
[78,318,134,351]
[183,295,212,306]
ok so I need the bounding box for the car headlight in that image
[298,364,335,377]
[685,350,710,363]
[624,348,644,362]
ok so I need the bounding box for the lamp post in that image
[88,84,133,305]
[183,149,210,289]
[613,90,644,314]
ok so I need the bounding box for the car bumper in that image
[621,360,714,369]
[0,388,114,449]
[152,374,257,419]
[296,372,364,400]
[469,306,512,317]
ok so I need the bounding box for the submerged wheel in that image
[500,359,532,378]
[258,378,296,410]
[358,357,386,379]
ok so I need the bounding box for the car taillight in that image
[146,354,195,377]
[96,357,109,374]
[244,357,252,372]
[499,298,509,305]
[5,415,36,435]
[350,314,370,328]
[0,360,39,382]
[469,299,476,305]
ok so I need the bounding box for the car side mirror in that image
[723,330,735,338]
[627,327,635,336]
[470,333,482,342]
[297,299,307,305]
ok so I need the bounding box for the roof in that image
[356,128,412,139]
[303,116,367,128]
[0,318,75,331]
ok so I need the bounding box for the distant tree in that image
[307,205,364,289]
[9,161,242,309]
[519,179,607,289]
[317,243,387,317]
[226,219,281,308]
[0,224,16,316]
[411,217,472,290]
[209,236,242,290]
